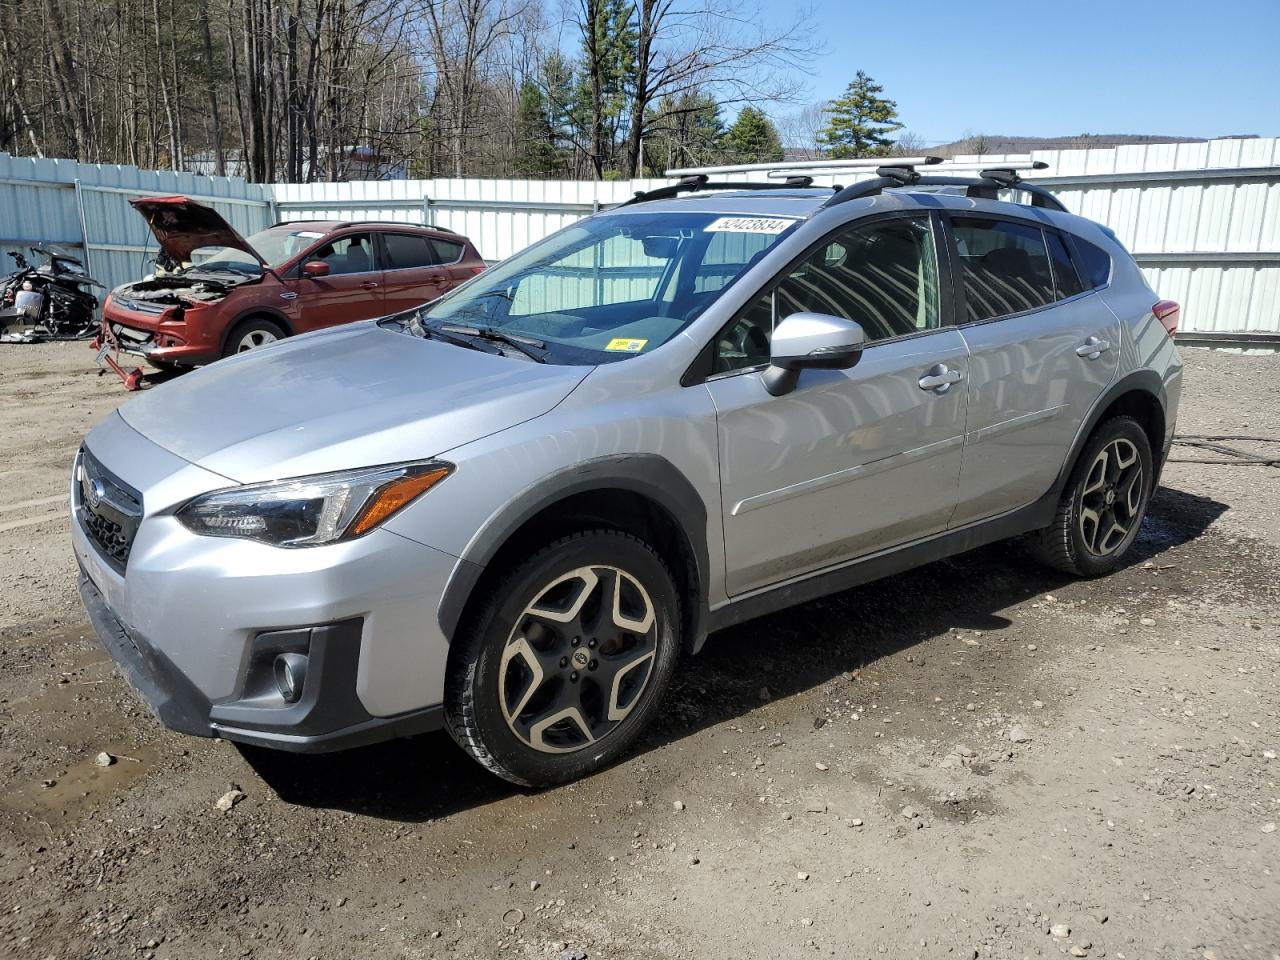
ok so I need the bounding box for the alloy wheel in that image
[498,565,659,754]
[237,329,278,352]
[1078,437,1144,557]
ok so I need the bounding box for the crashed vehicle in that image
[0,245,102,341]
[96,196,485,385]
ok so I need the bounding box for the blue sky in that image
[796,0,1280,143]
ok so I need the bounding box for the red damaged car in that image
[99,196,485,374]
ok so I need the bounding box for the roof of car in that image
[269,219,459,236]
[610,185,1079,231]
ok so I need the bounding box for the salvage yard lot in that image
[1,343,1278,960]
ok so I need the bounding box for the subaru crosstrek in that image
[72,163,1182,786]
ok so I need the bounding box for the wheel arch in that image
[220,308,293,355]
[1055,370,1168,494]
[437,455,711,657]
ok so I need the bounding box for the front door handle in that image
[361,280,379,290]
[918,364,963,394]
[1076,336,1111,359]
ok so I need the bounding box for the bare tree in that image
[418,0,528,176]
[619,0,819,177]
[777,102,826,160]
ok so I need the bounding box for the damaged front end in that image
[94,275,243,390]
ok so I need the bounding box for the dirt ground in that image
[1,342,1278,960]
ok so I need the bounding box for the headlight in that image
[176,461,452,547]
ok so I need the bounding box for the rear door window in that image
[383,233,438,270]
[951,217,1055,322]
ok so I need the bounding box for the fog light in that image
[273,652,308,704]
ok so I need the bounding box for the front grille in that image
[75,448,143,573]
[113,297,167,316]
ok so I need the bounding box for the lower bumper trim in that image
[213,706,444,754]
[77,569,444,753]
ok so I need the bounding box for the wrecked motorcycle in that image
[0,246,103,342]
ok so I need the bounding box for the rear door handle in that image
[428,274,448,284]
[361,280,379,290]
[918,364,963,394]
[1076,336,1111,359]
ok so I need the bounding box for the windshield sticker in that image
[605,337,648,353]
[704,216,797,235]
[294,231,324,239]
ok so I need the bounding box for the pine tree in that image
[819,71,903,158]
[513,82,562,178]
[642,92,728,175]
[575,0,636,177]
[727,107,783,164]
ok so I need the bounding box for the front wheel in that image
[1029,415,1154,576]
[445,530,682,787]
[223,318,285,358]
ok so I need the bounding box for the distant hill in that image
[925,133,1258,157]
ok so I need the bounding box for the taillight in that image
[1153,300,1179,337]
[468,264,486,276]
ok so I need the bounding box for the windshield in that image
[187,226,328,276]
[417,210,798,364]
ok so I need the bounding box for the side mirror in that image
[763,312,866,396]
[302,260,330,278]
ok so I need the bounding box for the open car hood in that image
[129,196,266,266]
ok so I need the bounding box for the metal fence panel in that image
[271,139,1280,337]
[0,153,272,300]
[3,140,1279,337]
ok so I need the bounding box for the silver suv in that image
[72,160,1183,786]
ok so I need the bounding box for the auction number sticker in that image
[605,338,648,353]
[704,216,797,234]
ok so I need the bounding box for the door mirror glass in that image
[302,260,330,278]
[764,312,865,396]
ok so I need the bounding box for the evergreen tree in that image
[513,82,561,178]
[575,0,636,177]
[642,92,729,175]
[727,107,783,164]
[819,71,903,158]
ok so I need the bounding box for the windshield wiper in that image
[436,324,548,363]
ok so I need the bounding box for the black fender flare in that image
[436,454,712,652]
[1052,368,1168,494]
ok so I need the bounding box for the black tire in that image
[222,317,286,358]
[445,529,682,787]
[1029,415,1154,577]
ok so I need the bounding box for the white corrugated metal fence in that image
[3,138,1278,338]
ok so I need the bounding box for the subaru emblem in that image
[87,479,106,510]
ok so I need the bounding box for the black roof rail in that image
[270,219,458,234]
[336,219,458,233]
[620,174,835,207]
[819,166,1067,213]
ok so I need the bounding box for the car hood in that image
[116,323,593,483]
[129,195,267,266]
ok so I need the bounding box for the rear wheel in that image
[1030,415,1154,576]
[223,318,285,358]
[445,529,681,787]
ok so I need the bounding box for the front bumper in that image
[72,415,464,752]
[102,301,221,365]
[77,571,442,751]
